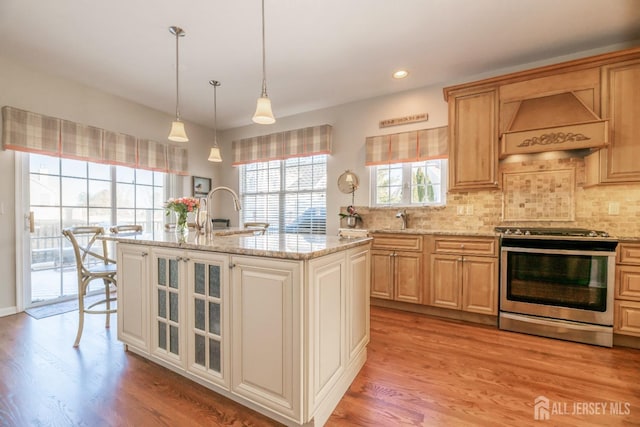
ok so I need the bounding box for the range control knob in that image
[513,229,523,235]
[524,230,531,236]
[601,231,610,238]
[588,230,598,237]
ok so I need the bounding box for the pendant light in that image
[207,80,223,162]
[252,0,276,124]
[168,26,189,142]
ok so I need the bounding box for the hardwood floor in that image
[1,307,638,426]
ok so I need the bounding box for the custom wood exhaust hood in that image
[500,91,609,158]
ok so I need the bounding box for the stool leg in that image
[104,278,111,329]
[73,279,87,347]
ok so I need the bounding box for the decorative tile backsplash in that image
[502,168,575,221]
[355,155,640,238]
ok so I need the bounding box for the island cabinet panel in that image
[347,246,370,361]
[230,256,302,421]
[448,87,499,191]
[117,243,149,353]
[307,251,347,410]
[151,248,186,369]
[185,252,230,389]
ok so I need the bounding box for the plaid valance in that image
[2,106,188,175]
[232,124,332,166]
[365,126,448,165]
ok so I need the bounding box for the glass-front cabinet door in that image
[152,248,185,368]
[186,253,230,389]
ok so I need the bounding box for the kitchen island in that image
[104,231,372,426]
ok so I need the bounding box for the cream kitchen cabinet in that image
[116,243,150,353]
[186,252,230,389]
[615,242,640,337]
[445,86,499,191]
[150,247,188,369]
[112,234,371,427]
[230,255,301,419]
[429,236,498,315]
[370,234,423,304]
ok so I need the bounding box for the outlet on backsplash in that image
[608,202,620,215]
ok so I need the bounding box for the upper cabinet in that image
[587,59,640,184]
[444,46,640,188]
[447,87,499,191]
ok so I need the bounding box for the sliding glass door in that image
[25,153,167,306]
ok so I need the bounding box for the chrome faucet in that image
[205,186,242,235]
[395,209,407,230]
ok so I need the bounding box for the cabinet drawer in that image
[371,234,422,252]
[614,300,640,337]
[618,243,640,265]
[433,237,497,256]
[617,265,640,301]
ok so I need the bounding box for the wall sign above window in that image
[379,113,428,128]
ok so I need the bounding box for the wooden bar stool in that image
[62,226,117,347]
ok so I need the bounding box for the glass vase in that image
[175,212,189,237]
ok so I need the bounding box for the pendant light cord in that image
[261,0,268,97]
[175,30,181,121]
[210,80,220,147]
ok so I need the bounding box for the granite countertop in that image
[368,228,499,237]
[102,230,372,260]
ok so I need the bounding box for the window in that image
[371,159,447,206]
[240,155,327,234]
[28,153,167,302]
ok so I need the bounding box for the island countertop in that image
[103,230,372,260]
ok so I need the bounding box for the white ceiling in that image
[1,0,639,130]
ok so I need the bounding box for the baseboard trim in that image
[371,298,498,326]
[614,333,640,349]
[0,306,18,317]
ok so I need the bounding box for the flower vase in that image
[175,212,189,237]
[346,216,357,228]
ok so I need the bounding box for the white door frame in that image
[14,152,29,312]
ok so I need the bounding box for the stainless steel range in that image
[496,227,618,347]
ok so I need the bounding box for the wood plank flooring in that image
[0,306,638,426]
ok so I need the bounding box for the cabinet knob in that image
[229,263,236,269]
[458,257,463,262]
[142,252,148,257]
[183,257,190,262]
[176,256,183,261]
[460,244,465,249]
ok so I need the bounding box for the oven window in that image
[506,252,608,312]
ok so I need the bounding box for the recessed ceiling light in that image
[393,70,409,79]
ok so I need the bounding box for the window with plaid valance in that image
[365,126,448,165]
[2,106,188,175]
[231,124,332,165]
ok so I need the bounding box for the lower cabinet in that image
[429,237,498,315]
[186,252,230,389]
[370,234,423,303]
[614,242,640,337]
[117,243,149,352]
[230,255,301,419]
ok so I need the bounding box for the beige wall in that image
[1,41,637,314]
[0,54,218,314]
